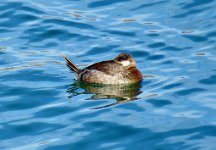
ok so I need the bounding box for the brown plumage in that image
[64,53,142,84]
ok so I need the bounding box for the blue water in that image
[0,0,216,149]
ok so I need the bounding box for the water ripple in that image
[182,0,215,9]
[199,75,216,85]
[131,1,167,11]
[88,0,130,8]
[42,18,96,30]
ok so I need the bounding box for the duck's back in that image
[78,61,142,84]
[85,60,125,75]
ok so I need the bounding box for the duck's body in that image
[64,53,142,84]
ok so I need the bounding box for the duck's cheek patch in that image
[121,60,130,66]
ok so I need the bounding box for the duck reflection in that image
[67,81,142,109]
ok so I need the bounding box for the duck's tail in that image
[64,55,79,74]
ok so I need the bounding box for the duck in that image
[64,53,142,84]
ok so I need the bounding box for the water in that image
[0,0,216,149]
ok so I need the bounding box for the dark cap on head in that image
[114,53,136,68]
[115,53,132,61]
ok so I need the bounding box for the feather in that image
[64,55,79,74]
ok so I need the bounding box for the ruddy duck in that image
[64,53,142,84]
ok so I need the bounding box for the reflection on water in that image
[67,81,142,108]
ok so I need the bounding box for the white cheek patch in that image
[121,60,130,66]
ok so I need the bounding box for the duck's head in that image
[114,53,137,69]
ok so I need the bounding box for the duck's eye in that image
[120,60,130,66]
[118,57,125,61]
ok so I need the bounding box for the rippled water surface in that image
[1,0,216,149]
